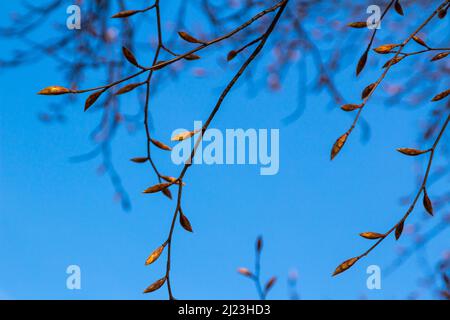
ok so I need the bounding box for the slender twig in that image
[165,183,184,300]
[238,237,277,300]
[143,0,164,183]
[144,0,288,72]
[254,242,265,300]
[67,1,288,95]
[162,0,289,299]
[391,47,450,57]
[346,0,449,138]
[335,113,450,275]
[361,114,449,256]
[363,0,397,58]
[39,0,290,300]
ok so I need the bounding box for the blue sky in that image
[0,1,449,300]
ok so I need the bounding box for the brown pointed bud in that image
[360,232,385,240]
[112,10,140,19]
[362,83,376,99]
[412,36,427,48]
[237,267,253,277]
[122,47,139,67]
[356,50,368,76]
[331,133,349,160]
[116,82,144,95]
[396,148,429,156]
[143,182,171,194]
[395,220,405,240]
[382,56,404,68]
[161,176,185,186]
[184,54,201,61]
[341,104,362,112]
[145,244,166,266]
[394,1,404,16]
[264,277,277,292]
[256,236,263,252]
[84,90,103,111]
[438,8,447,19]
[171,129,201,142]
[162,188,173,200]
[373,44,399,54]
[423,189,433,216]
[130,157,148,163]
[38,86,73,95]
[332,257,359,276]
[143,277,166,293]
[179,211,193,233]
[347,22,367,28]
[431,89,450,102]
[150,138,172,151]
[161,176,178,184]
[178,31,205,44]
[227,50,238,61]
[431,52,449,62]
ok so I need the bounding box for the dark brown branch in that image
[162,0,289,299]
[335,113,450,275]
[346,0,449,139]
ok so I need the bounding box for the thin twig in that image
[162,0,289,299]
[347,0,450,138]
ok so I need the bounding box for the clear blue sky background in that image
[0,1,448,300]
